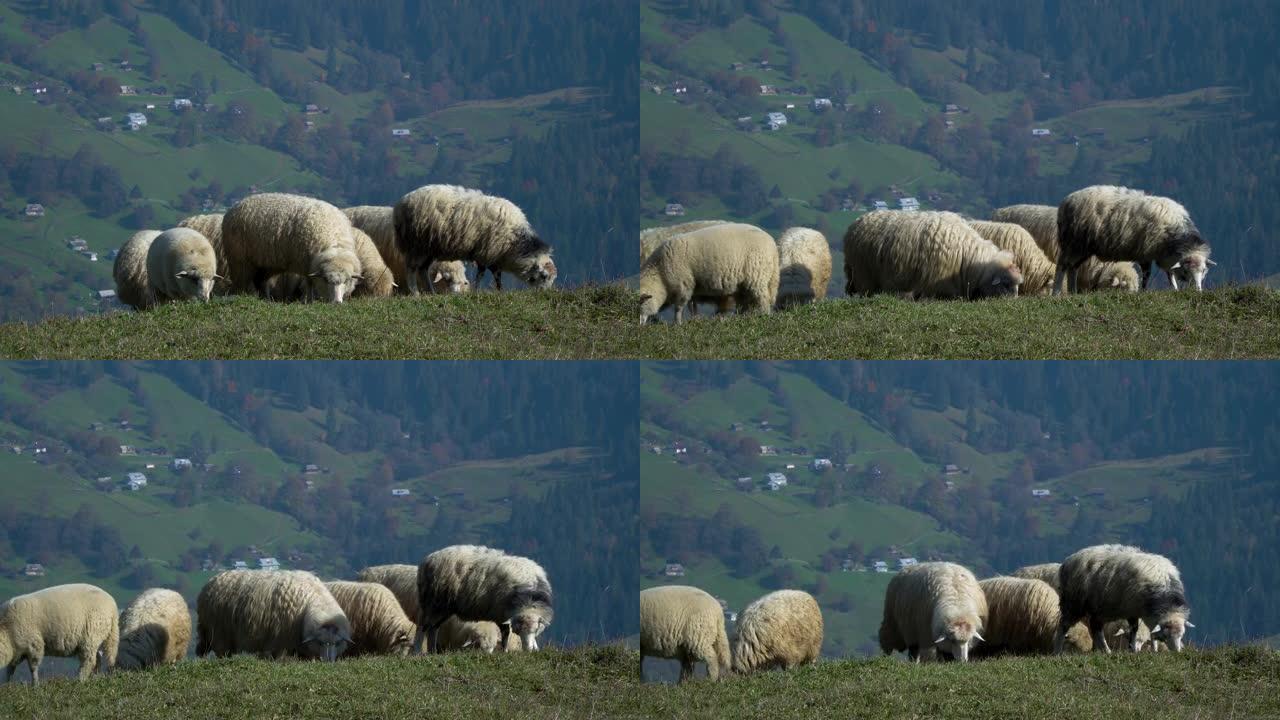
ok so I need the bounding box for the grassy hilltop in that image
[1,285,1278,359]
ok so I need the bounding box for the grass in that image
[4,285,1280,359]
[640,647,1280,719]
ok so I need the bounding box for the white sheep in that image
[355,564,420,622]
[324,581,415,657]
[145,227,219,304]
[844,211,1023,300]
[775,227,832,308]
[1054,544,1193,653]
[640,585,731,682]
[1010,562,1061,589]
[116,588,191,670]
[966,220,1055,295]
[176,213,231,294]
[991,204,1139,292]
[639,222,779,325]
[222,193,362,303]
[428,260,471,294]
[195,569,351,661]
[351,227,395,297]
[731,589,822,673]
[0,583,119,684]
[393,185,555,293]
[113,230,163,310]
[879,561,987,662]
[1054,186,1213,293]
[415,545,552,653]
[973,577,1086,656]
[640,221,729,264]
[435,616,521,653]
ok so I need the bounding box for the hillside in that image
[0,1,637,322]
[0,361,639,645]
[639,362,1278,655]
[640,1,1276,285]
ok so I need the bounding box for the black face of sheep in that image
[302,623,351,662]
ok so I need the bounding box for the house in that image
[24,563,45,577]
[811,458,833,471]
[303,464,320,474]
[1031,128,1051,137]
[145,103,156,110]
[730,62,745,71]
[785,463,796,470]
[841,558,857,572]
[943,464,961,475]
[119,85,136,95]
[871,200,888,211]
[24,204,45,218]
[1031,488,1051,497]
[391,488,411,496]
[724,610,738,623]
[119,445,136,456]
[735,477,754,490]
[171,98,193,111]
[898,557,918,569]
[81,251,99,262]
[649,445,662,455]
[145,463,156,470]
[873,560,889,573]
[232,560,248,570]
[898,197,920,211]
[649,84,662,94]
[784,103,795,109]
[92,62,105,71]
[766,472,788,491]
[171,458,192,471]
[304,103,320,114]
[759,84,777,96]
[96,288,116,300]
[125,112,147,130]
[759,445,777,456]
[735,116,753,127]
[258,557,280,570]
[811,97,833,111]
[391,128,411,137]
[670,83,688,94]
[96,476,112,485]
[125,472,147,491]
[841,197,856,212]
[664,563,685,577]
[943,103,960,114]
[765,111,787,130]
[664,203,685,217]
[97,116,114,128]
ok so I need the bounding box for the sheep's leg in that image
[474,262,487,289]
[498,622,512,651]
[1167,270,1180,290]
[678,658,694,683]
[674,304,684,324]
[491,268,503,291]
[1053,265,1070,295]
[1089,617,1110,653]
[78,645,99,680]
[1128,619,1142,652]
[704,655,719,680]
[1137,262,1153,290]
[3,659,17,683]
[27,656,40,686]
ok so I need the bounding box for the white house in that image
[171,98,193,110]
[898,197,920,211]
[811,97,833,111]
[759,445,777,456]
[766,472,788,491]
[24,563,45,577]
[1031,488,1051,497]
[125,472,147,491]
[232,560,248,570]
[811,458,833,471]
[125,112,147,129]
[898,557,918,569]
[391,488,411,496]
[1031,128,1051,137]
[873,560,889,573]
[258,557,280,570]
[664,563,685,577]
[391,128,411,137]
[664,203,686,217]
[765,111,787,130]
[872,200,889,211]
[171,458,192,470]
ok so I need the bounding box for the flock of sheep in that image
[0,544,553,685]
[641,543,1191,682]
[639,184,1214,324]
[111,185,557,310]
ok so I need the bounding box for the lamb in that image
[343,206,408,289]
[639,222,779,325]
[116,588,191,670]
[222,193,362,302]
[176,213,231,293]
[113,230,163,310]
[731,589,823,673]
[878,561,987,662]
[324,581,415,657]
[393,185,556,293]
[1054,186,1213,293]
[966,220,1055,295]
[640,585,731,682]
[428,260,471,294]
[843,211,1023,300]
[640,221,729,264]
[435,616,521,653]
[991,204,1139,292]
[195,569,351,661]
[145,227,219,304]
[1054,544,1193,653]
[415,545,553,653]
[775,227,832,308]
[972,577,1084,656]
[0,583,119,684]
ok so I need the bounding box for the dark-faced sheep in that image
[415,545,552,653]
[1055,544,1193,653]
[196,569,351,661]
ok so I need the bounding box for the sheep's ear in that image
[1113,627,1128,636]
[972,632,984,643]
[933,634,947,645]
[1170,262,1181,270]
[176,270,190,278]
[432,271,443,283]
[1205,259,1216,266]
[1150,624,1162,633]
[309,272,321,278]
[1185,621,1195,628]
[639,294,653,302]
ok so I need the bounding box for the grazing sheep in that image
[415,545,552,653]
[1009,563,1147,652]
[639,223,779,324]
[428,260,471,294]
[879,562,987,662]
[435,616,521,653]
[640,585,731,682]
[116,588,191,670]
[1054,186,1213,293]
[966,220,1055,295]
[844,211,1023,300]
[145,227,219,304]
[775,227,832,307]
[732,589,823,673]
[1055,544,1193,653]
[324,581,415,657]
[176,213,231,293]
[349,227,395,298]
[195,569,351,661]
[222,193,362,303]
[991,204,1139,292]
[356,564,419,622]
[1010,563,1062,590]
[344,206,408,288]
[393,185,555,293]
[640,221,730,264]
[0,584,119,685]
[113,230,163,310]
[972,577,1084,656]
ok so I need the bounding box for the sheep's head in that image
[429,261,471,294]
[933,619,982,662]
[514,252,556,289]
[1170,251,1213,291]
[175,266,217,302]
[974,253,1023,299]
[1150,616,1192,652]
[510,586,553,652]
[387,623,414,657]
[1100,262,1140,292]
[309,246,362,303]
[301,620,351,662]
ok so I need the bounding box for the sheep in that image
[435,616,522,653]
[356,564,420,622]
[176,213,231,293]
[195,569,351,661]
[116,588,191,670]
[775,227,832,308]
[992,204,1140,292]
[1010,562,1062,590]
[323,581,415,657]
[843,211,1023,300]
[113,230,163,310]
[0,583,119,685]
[428,260,471,294]
[415,545,553,653]
[1054,544,1193,653]
[222,193,362,303]
[966,220,1055,295]
[393,185,555,293]
[878,561,987,662]
[1054,186,1213,293]
[640,221,730,264]
[640,585,731,682]
[639,222,779,325]
[972,577,1086,656]
[1009,562,1153,652]
[145,227,219,305]
[731,589,823,673]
